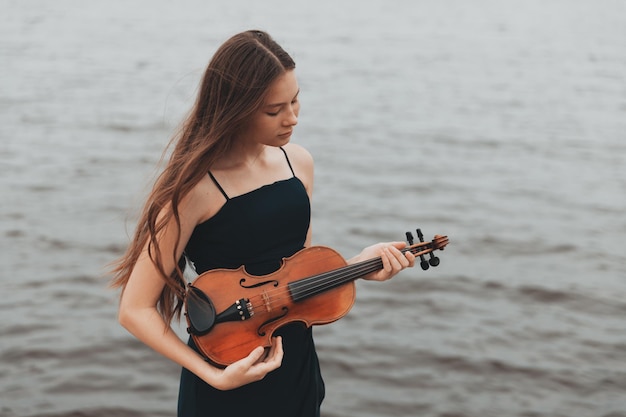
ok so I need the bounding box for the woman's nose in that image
[283,106,298,126]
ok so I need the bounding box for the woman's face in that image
[242,70,300,147]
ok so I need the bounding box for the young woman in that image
[111,30,415,417]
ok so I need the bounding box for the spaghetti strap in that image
[208,171,229,200]
[280,147,296,177]
[209,148,293,201]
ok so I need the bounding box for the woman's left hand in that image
[350,241,415,281]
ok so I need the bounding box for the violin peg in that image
[416,228,441,268]
[414,228,430,268]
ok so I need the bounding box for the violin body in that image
[185,233,448,366]
[187,246,356,366]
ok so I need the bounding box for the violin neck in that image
[288,242,433,302]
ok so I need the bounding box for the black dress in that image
[179,148,325,417]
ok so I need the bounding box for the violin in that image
[184,230,448,366]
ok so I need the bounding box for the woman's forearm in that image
[118,306,221,387]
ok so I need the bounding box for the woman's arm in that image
[117,183,283,390]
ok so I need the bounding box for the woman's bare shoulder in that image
[183,174,225,225]
[283,142,314,193]
[283,143,313,171]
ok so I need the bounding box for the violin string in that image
[238,260,379,317]
[241,242,435,309]
[230,259,374,309]
[188,241,438,320]
[275,242,436,302]
[234,243,433,311]
[290,258,382,299]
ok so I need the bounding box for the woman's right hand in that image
[209,336,284,390]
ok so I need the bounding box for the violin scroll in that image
[430,234,449,251]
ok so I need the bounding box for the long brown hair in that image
[110,30,296,323]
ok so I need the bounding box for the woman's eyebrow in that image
[264,89,300,108]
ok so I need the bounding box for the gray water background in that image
[2,0,626,416]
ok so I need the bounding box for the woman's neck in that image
[217,142,268,171]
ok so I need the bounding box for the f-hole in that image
[239,279,279,289]
[257,307,289,336]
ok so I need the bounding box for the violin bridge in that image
[262,291,272,313]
